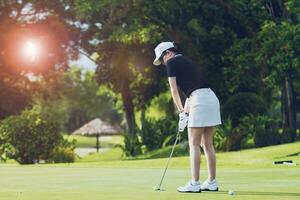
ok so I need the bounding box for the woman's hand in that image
[178,112,188,132]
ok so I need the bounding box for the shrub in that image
[214,115,279,151]
[235,115,280,148]
[0,121,14,161]
[214,118,234,151]
[0,106,62,164]
[214,118,248,151]
[50,139,76,163]
[228,116,257,151]
[119,134,142,157]
[223,92,267,126]
[252,115,280,147]
[139,116,178,151]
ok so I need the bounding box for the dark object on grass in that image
[274,160,293,164]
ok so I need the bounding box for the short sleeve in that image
[166,58,178,77]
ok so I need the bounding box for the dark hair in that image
[168,42,181,54]
[159,42,182,62]
[159,51,167,62]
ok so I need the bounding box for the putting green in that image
[0,142,300,200]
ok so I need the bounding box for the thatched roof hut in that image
[72,118,123,151]
[73,118,122,136]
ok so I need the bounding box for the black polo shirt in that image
[166,54,209,97]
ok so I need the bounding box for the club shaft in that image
[157,130,180,189]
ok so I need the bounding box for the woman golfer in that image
[153,42,221,193]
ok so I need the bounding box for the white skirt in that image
[187,88,222,127]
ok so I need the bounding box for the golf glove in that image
[178,112,188,132]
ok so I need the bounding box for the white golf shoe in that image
[201,179,219,191]
[177,181,201,193]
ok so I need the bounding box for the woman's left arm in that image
[168,77,184,113]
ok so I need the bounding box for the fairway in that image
[1,142,300,200]
[0,166,299,200]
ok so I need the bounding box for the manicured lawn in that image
[64,135,123,148]
[0,142,300,200]
[77,148,124,162]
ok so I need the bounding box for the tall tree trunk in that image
[120,80,136,136]
[140,107,146,129]
[281,75,297,143]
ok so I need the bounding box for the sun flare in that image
[21,40,41,62]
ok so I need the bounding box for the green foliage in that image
[121,134,142,157]
[223,92,267,126]
[0,0,81,121]
[286,0,300,21]
[139,116,178,151]
[223,38,263,93]
[257,21,300,142]
[1,0,300,154]
[217,118,254,151]
[144,91,174,120]
[247,115,281,147]
[0,106,62,164]
[220,2,300,144]
[50,139,76,163]
[0,79,31,120]
[62,69,122,132]
[214,118,234,151]
[214,115,280,151]
[0,124,14,162]
[257,21,300,84]
[34,69,122,133]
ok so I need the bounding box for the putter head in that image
[153,186,165,191]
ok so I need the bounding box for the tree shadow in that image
[274,151,300,159]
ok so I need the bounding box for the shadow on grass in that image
[132,145,188,160]
[206,190,300,197]
[274,151,300,159]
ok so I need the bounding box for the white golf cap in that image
[153,42,175,66]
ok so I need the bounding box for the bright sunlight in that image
[20,40,41,62]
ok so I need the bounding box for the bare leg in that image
[201,127,216,181]
[188,127,205,182]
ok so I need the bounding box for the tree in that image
[33,68,122,133]
[73,0,168,155]
[0,106,62,164]
[65,0,300,151]
[257,21,300,142]
[0,0,80,119]
[223,0,300,144]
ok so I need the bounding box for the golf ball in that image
[228,190,235,195]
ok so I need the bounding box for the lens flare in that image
[21,40,41,62]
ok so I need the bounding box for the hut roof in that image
[72,118,123,136]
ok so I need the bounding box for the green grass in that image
[77,148,124,162]
[0,142,300,200]
[64,135,123,148]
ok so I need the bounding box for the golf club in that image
[154,128,181,191]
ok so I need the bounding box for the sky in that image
[69,53,97,72]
